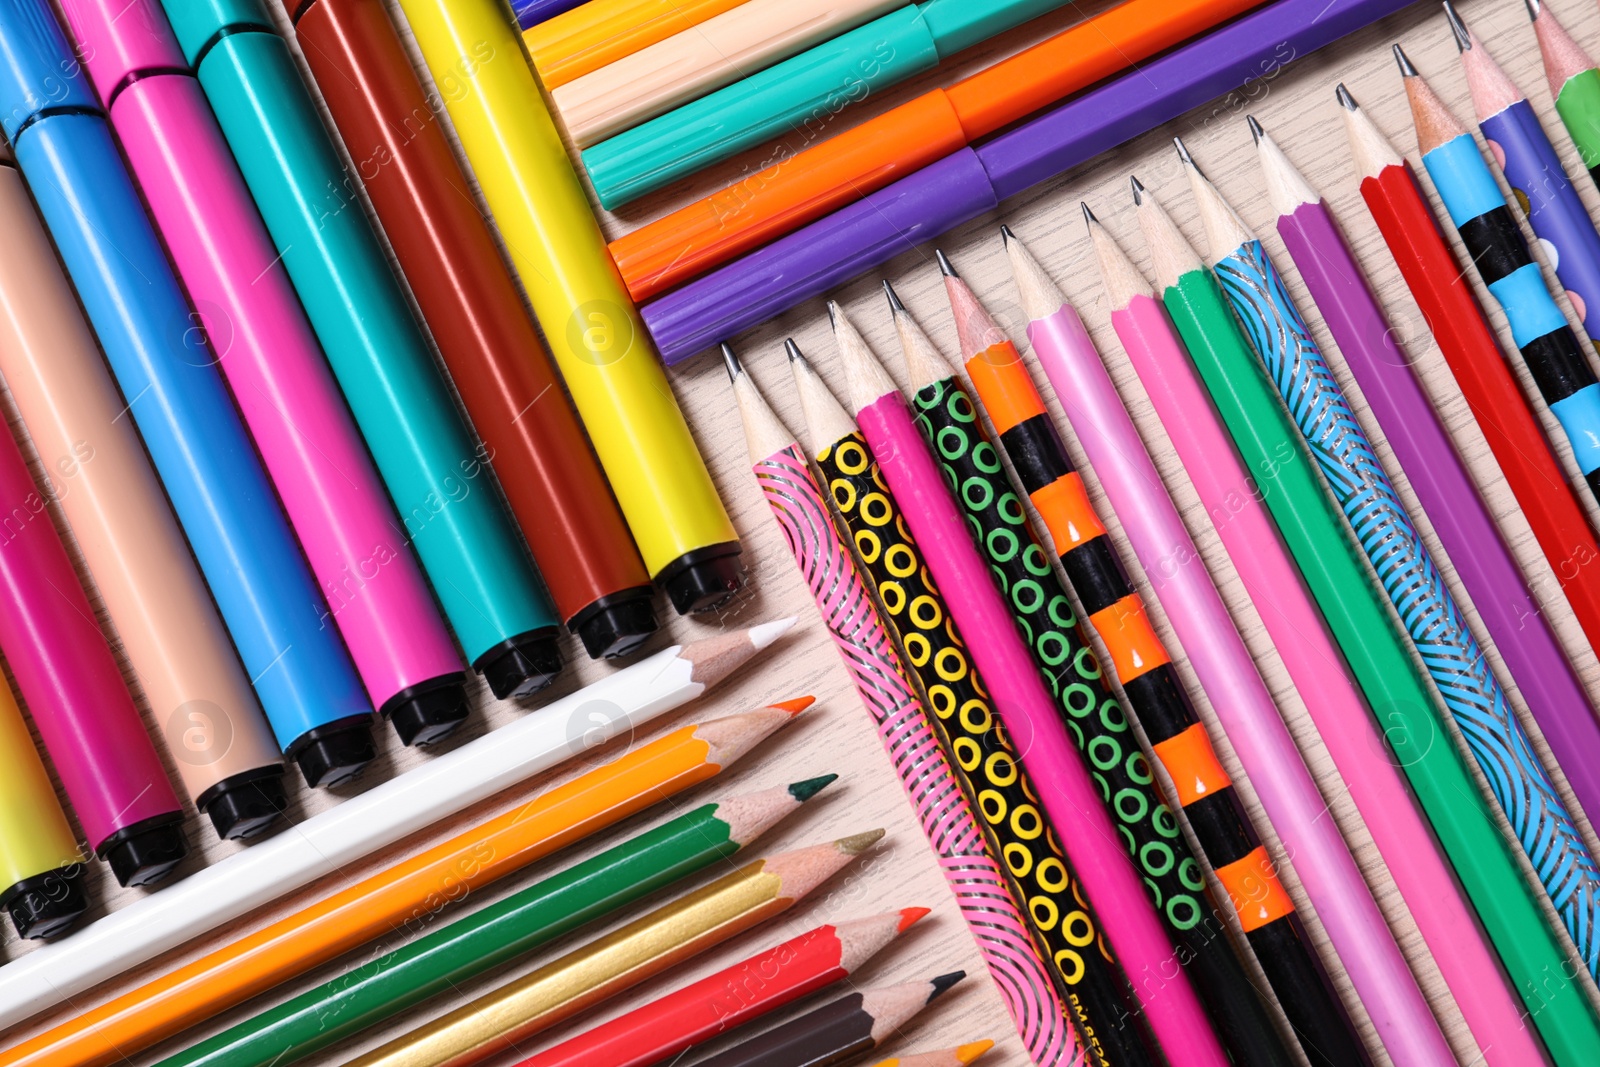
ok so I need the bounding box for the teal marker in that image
[160,0,564,700]
[583,0,1068,208]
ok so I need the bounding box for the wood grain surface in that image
[7,0,1600,1064]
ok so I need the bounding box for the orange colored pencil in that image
[608,0,1263,300]
[1,701,810,1067]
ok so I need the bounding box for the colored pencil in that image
[829,307,1230,1067]
[1088,183,1544,1067]
[899,272,1302,1067]
[8,699,802,1067]
[1001,227,1434,1066]
[1403,47,1600,513]
[641,0,1419,364]
[519,908,924,1067]
[693,973,965,1067]
[788,342,1152,1067]
[1136,172,1600,1067]
[0,622,785,1037]
[523,0,747,84]
[1184,133,1600,982]
[1449,5,1600,353]
[606,0,1261,294]
[63,0,469,747]
[343,832,883,1067]
[552,0,900,146]
[157,776,836,1067]
[397,0,744,617]
[0,119,284,838]
[1342,82,1600,683]
[1530,0,1600,190]
[1260,112,1600,896]
[159,0,563,699]
[726,349,1082,1066]
[868,1043,995,1067]
[0,666,84,939]
[582,0,1069,205]
[291,0,658,661]
[0,0,375,791]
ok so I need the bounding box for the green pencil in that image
[1132,174,1600,1062]
[156,776,836,1067]
[1531,0,1600,192]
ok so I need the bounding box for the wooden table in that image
[7,0,1600,1064]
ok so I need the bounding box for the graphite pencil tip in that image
[1335,82,1359,111]
[928,972,967,1001]
[783,337,804,363]
[883,278,907,312]
[1130,174,1146,204]
[935,249,959,278]
[1080,201,1098,228]
[720,342,742,381]
[999,223,1016,244]
[1394,42,1419,77]
[1246,114,1265,144]
[1526,0,1540,16]
[789,774,838,802]
[1173,135,1198,171]
[1443,2,1471,52]
[826,299,839,328]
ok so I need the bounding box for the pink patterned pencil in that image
[723,346,1082,1067]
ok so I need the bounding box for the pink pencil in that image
[61,0,467,745]
[1008,222,1454,1066]
[828,305,1228,1067]
[1084,210,1538,1066]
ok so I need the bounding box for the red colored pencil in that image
[1342,84,1600,648]
[517,909,927,1067]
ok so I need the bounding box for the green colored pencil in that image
[157,776,836,1067]
[1132,174,1600,1059]
[1531,0,1600,192]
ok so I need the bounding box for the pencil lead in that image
[1394,43,1419,78]
[882,279,907,313]
[1336,82,1360,111]
[1130,174,1146,205]
[1173,135,1198,172]
[897,906,931,931]
[1246,115,1265,145]
[1442,2,1471,52]
[783,338,804,363]
[1525,0,1541,18]
[788,774,837,802]
[720,342,742,382]
[837,828,886,854]
[928,971,967,1001]
[1080,202,1098,229]
[935,249,959,278]
[999,223,1016,245]
[956,1042,995,1065]
[826,299,839,328]
[770,695,816,715]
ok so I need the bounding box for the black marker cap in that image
[659,542,745,615]
[382,673,471,747]
[98,811,188,888]
[571,587,659,660]
[1,865,86,939]
[197,765,288,840]
[287,715,378,788]
[476,628,563,700]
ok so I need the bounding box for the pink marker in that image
[61,0,467,747]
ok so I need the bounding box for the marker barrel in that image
[0,667,86,938]
[396,0,743,615]
[0,135,285,841]
[0,0,377,790]
[62,0,469,747]
[293,0,657,660]
[160,0,563,699]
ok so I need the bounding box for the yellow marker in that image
[400,0,743,615]
[0,678,87,939]
[524,0,747,88]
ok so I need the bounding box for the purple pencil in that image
[1254,116,1600,834]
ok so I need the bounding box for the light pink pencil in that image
[1010,222,1454,1065]
[1084,210,1537,1066]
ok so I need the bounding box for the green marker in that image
[1532,0,1600,191]
[159,0,564,700]
[583,0,1069,208]
[1133,176,1600,1065]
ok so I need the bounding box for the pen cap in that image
[59,0,188,95]
[159,0,272,64]
[0,0,101,141]
[918,0,1066,58]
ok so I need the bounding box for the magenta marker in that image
[60,0,469,747]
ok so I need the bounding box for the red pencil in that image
[1341,83,1600,648]
[517,909,928,1067]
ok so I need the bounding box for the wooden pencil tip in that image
[957,1041,995,1064]
[883,278,907,312]
[837,828,885,854]
[1394,42,1419,77]
[771,695,816,715]
[935,249,959,278]
[750,616,798,650]
[1526,0,1541,18]
[720,342,742,381]
[999,223,1016,244]
[784,338,803,363]
[1443,1,1470,53]
[1080,201,1097,229]
[1246,114,1264,144]
[1130,174,1146,205]
[788,773,837,802]
[928,972,966,1001]
[1336,82,1359,111]
[1173,136,1198,172]
[897,906,931,931]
